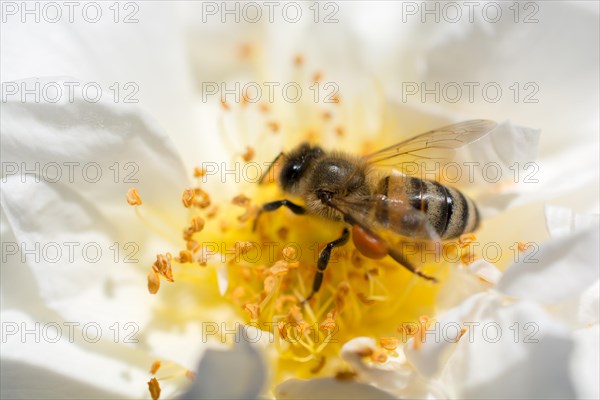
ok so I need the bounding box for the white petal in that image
[440,294,577,399]
[497,223,600,304]
[0,310,149,398]
[340,337,438,398]
[570,325,600,399]
[275,378,396,400]
[1,77,189,324]
[466,259,502,285]
[436,261,501,312]
[406,293,488,380]
[1,6,202,170]
[545,205,600,237]
[420,2,599,143]
[179,327,266,399]
[341,337,410,392]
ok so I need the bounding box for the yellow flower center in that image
[130,54,490,396]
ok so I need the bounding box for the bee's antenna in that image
[258,151,284,185]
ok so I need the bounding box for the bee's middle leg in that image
[253,199,306,231]
[303,227,350,303]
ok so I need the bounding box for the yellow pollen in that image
[175,250,194,264]
[517,241,528,252]
[232,194,251,207]
[413,315,431,350]
[293,54,304,66]
[461,252,478,265]
[149,360,161,374]
[193,167,206,178]
[185,370,196,380]
[181,188,195,208]
[312,71,323,82]
[319,312,336,334]
[458,232,477,248]
[370,348,388,363]
[239,43,253,59]
[191,216,205,232]
[267,121,280,133]
[457,327,468,341]
[147,270,160,294]
[335,126,344,137]
[282,246,297,261]
[193,188,211,208]
[335,370,357,381]
[379,337,399,351]
[259,103,270,113]
[152,253,174,282]
[244,303,261,320]
[147,377,161,400]
[242,146,255,162]
[126,188,142,206]
[220,99,230,110]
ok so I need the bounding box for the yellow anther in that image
[126,188,142,206]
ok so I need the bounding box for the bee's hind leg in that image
[388,247,438,283]
[253,199,306,231]
[302,227,350,304]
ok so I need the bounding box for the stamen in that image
[147,377,161,400]
[147,270,160,294]
[458,233,477,248]
[379,337,399,351]
[193,167,206,178]
[244,303,261,320]
[149,360,161,374]
[460,252,478,265]
[370,348,388,363]
[175,250,193,264]
[413,315,431,350]
[152,253,174,282]
[319,312,336,335]
[242,146,255,162]
[185,370,196,380]
[181,188,195,208]
[193,188,211,208]
[293,54,304,66]
[310,356,326,374]
[335,370,357,381]
[126,188,142,206]
[267,121,280,133]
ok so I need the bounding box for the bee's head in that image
[279,143,324,193]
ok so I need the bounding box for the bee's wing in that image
[327,193,444,281]
[364,119,497,167]
[330,193,441,243]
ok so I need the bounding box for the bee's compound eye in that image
[352,224,388,259]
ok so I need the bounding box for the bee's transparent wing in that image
[364,120,497,168]
[328,193,443,281]
[330,193,441,243]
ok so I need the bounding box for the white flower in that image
[1,1,598,399]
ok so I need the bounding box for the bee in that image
[255,120,497,301]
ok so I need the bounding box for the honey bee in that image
[255,120,497,301]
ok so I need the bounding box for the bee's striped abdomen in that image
[376,175,479,240]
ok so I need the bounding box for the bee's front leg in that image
[253,199,306,231]
[303,227,350,304]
